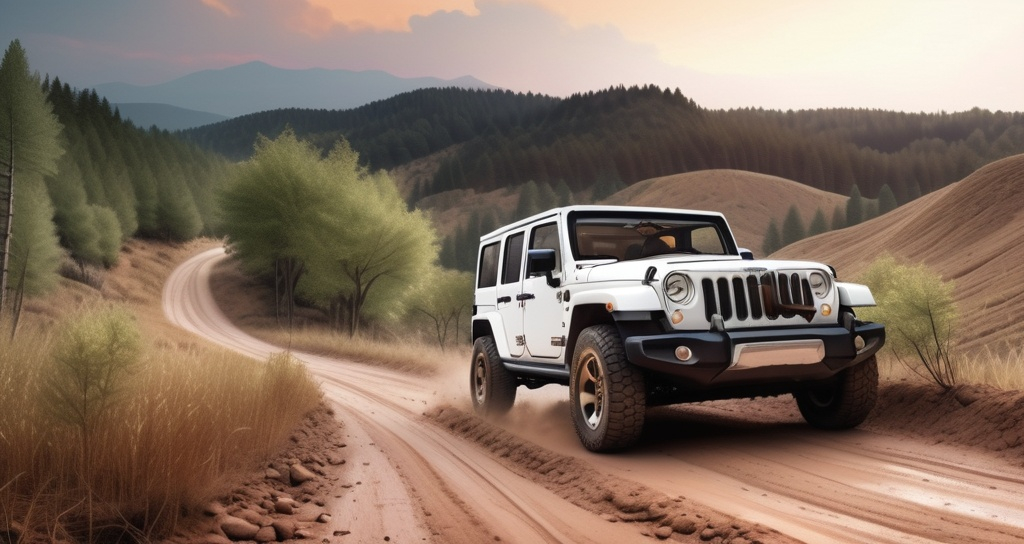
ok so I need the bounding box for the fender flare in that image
[837,282,876,307]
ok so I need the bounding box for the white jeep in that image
[470,205,885,452]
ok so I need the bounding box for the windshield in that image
[570,212,734,262]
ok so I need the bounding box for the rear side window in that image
[477,242,499,288]
[502,232,525,284]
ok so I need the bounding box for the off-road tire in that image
[470,336,516,416]
[795,356,878,429]
[570,325,646,452]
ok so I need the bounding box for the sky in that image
[1,0,1022,112]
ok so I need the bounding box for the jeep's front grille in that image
[702,272,814,323]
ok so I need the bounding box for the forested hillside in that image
[0,40,229,318]
[183,85,1024,209]
[45,78,231,251]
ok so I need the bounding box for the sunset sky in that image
[2,0,1022,112]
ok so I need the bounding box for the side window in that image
[477,242,500,288]
[529,222,561,273]
[502,232,525,285]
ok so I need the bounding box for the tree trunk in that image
[0,164,12,313]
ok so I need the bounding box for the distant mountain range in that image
[115,103,227,131]
[96,61,498,129]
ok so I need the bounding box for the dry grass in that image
[0,310,322,541]
[875,348,1024,391]
[1,238,324,541]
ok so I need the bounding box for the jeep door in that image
[522,222,564,360]
[496,231,526,357]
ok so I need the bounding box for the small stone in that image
[265,468,283,481]
[235,508,271,527]
[700,527,717,541]
[655,526,674,539]
[334,530,352,536]
[203,502,226,516]
[272,520,297,541]
[327,453,346,466]
[220,516,260,541]
[254,526,277,543]
[317,513,332,524]
[290,463,317,485]
[274,498,296,515]
[671,516,698,535]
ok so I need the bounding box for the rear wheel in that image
[570,325,646,452]
[470,336,516,416]
[795,356,878,429]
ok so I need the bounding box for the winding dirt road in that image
[164,247,1024,543]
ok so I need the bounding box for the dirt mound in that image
[777,153,1024,352]
[866,381,1024,466]
[427,405,797,543]
[604,169,846,253]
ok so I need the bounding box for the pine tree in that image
[761,219,782,256]
[0,40,64,312]
[846,184,864,226]
[808,208,829,237]
[830,205,846,231]
[877,183,898,215]
[781,205,806,246]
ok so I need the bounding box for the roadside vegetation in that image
[858,255,1024,390]
[0,306,322,542]
[217,128,473,346]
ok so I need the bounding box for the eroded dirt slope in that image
[776,153,1024,351]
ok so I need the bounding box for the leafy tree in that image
[858,255,959,390]
[807,208,829,237]
[0,40,63,312]
[300,140,438,335]
[781,205,806,246]
[846,184,865,226]
[761,219,782,256]
[219,129,327,324]
[412,268,473,349]
[877,183,898,215]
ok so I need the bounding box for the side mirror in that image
[739,248,755,261]
[527,249,560,287]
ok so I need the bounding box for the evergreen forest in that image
[184,85,1024,209]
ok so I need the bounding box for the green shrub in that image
[858,255,959,389]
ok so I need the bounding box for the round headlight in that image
[664,272,694,304]
[808,271,830,299]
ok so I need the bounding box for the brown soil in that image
[777,153,1024,352]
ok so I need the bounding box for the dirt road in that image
[164,248,1024,543]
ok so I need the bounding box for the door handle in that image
[497,295,512,304]
[516,293,536,301]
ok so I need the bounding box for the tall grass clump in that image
[0,306,322,542]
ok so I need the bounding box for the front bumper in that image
[622,321,884,388]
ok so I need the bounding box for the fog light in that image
[675,346,692,361]
[671,310,684,324]
[821,304,832,317]
[854,335,866,351]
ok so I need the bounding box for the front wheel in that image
[569,325,646,452]
[795,356,878,429]
[470,336,516,416]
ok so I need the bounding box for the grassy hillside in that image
[777,153,1024,352]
